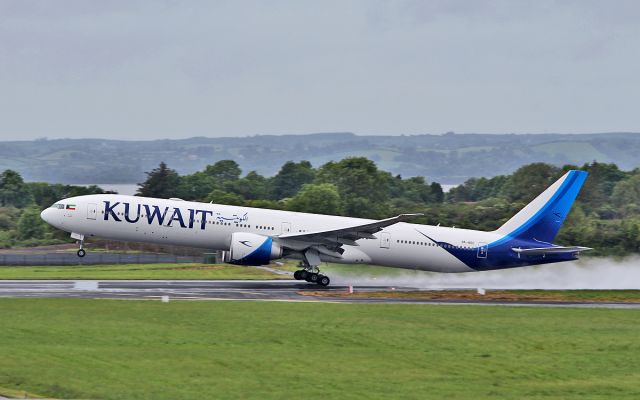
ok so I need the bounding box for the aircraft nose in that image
[40,208,52,224]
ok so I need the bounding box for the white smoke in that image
[330,257,640,289]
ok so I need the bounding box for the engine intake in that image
[222,232,282,266]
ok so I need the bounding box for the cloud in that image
[1,1,639,139]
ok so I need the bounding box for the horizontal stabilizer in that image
[511,246,592,255]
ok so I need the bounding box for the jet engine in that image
[222,232,282,266]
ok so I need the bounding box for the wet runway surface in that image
[0,280,639,308]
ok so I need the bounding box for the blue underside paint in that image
[419,170,588,271]
[232,237,273,266]
[419,231,579,271]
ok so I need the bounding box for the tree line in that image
[137,158,444,219]
[1,158,639,255]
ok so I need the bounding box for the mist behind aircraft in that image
[332,258,640,289]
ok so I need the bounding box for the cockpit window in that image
[51,203,65,209]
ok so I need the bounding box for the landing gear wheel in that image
[77,249,86,258]
[318,275,330,287]
[306,273,319,283]
[293,270,305,280]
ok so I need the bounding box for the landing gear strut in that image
[72,233,86,258]
[293,249,331,287]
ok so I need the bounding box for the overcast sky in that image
[1,0,639,140]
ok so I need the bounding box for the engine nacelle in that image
[222,232,282,266]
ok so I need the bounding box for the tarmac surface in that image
[0,280,639,308]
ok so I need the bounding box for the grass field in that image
[1,299,639,399]
[0,263,286,280]
[303,289,640,303]
[0,261,388,280]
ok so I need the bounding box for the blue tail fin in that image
[495,170,588,244]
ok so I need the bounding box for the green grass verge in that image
[1,299,639,399]
[0,263,286,280]
[303,289,640,303]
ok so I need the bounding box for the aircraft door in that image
[477,243,488,258]
[87,203,97,220]
[281,222,291,234]
[379,232,391,249]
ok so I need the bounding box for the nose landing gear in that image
[71,233,86,258]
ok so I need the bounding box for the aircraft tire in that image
[318,275,330,287]
[307,273,319,283]
[293,270,304,280]
[77,249,86,258]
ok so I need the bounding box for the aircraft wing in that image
[277,213,423,247]
[511,246,592,255]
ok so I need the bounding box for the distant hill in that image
[1,132,639,184]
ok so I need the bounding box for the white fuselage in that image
[41,194,505,273]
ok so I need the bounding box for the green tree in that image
[500,163,561,203]
[447,175,508,202]
[430,182,444,203]
[286,183,341,215]
[227,171,270,200]
[578,162,627,213]
[137,162,181,198]
[0,207,19,230]
[612,173,640,216]
[177,172,216,201]
[397,176,444,204]
[204,160,242,185]
[271,161,316,200]
[206,190,245,206]
[0,170,33,208]
[316,157,391,218]
[16,207,47,240]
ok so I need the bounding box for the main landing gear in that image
[293,249,331,287]
[293,268,331,287]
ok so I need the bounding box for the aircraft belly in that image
[365,244,475,273]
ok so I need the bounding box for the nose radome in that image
[40,208,52,224]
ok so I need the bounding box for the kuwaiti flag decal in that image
[66,204,76,211]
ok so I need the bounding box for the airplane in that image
[40,170,591,286]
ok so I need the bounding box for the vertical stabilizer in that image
[494,170,588,244]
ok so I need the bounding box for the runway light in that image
[161,295,169,303]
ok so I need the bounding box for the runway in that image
[0,280,639,308]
